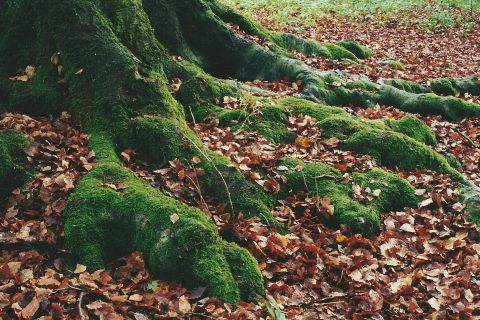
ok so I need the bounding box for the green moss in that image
[0,79,64,117]
[381,59,405,70]
[321,86,378,107]
[277,158,380,235]
[252,121,295,143]
[351,168,419,212]
[386,116,437,145]
[221,241,264,301]
[317,116,368,139]
[401,93,480,121]
[345,80,378,92]
[344,129,461,179]
[209,0,272,42]
[383,79,427,94]
[249,105,295,143]
[280,97,348,120]
[443,153,461,169]
[124,116,193,163]
[461,184,480,228]
[336,40,372,59]
[0,130,31,201]
[317,115,385,139]
[218,109,248,126]
[323,43,358,60]
[64,132,263,303]
[122,116,279,227]
[275,33,333,58]
[171,60,239,115]
[379,87,480,121]
[429,78,457,96]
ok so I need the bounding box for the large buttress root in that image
[64,134,263,303]
[0,0,267,302]
[0,0,478,303]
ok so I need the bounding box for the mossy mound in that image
[344,130,461,179]
[345,80,378,92]
[461,184,480,227]
[278,158,380,235]
[386,115,437,145]
[277,158,418,235]
[382,79,427,94]
[337,40,373,59]
[0,130,30,200]
[428,76,480,97]
[64,133,263,304]
[430,78,458,96]
[379,87,480,121]
[351,168,419,212]
[276,33,356,60]
[380,59,406,70]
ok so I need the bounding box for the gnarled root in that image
[64,134,263,303]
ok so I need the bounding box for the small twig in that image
[179,130,235,214]
[78,291,85,320]
[336,269,344,285]
[188,105,197,127]
[316,300,346,306]
[68,284,84,291]
[187,163,209,211]
[238,104,261,131]
[452,127,479,148]
[299,167,311,194]
[187,312,218,319]
[313,174,338,180]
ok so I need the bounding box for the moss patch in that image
[122,116,279,227]
[0,130,30,201]
[277,158,418,234]
[344,129,461,179]
[382,79,427,94]
[386,116,437,145]
[278,158,380,235]
[345,80,378,92]
[336,40,372,59]
[380,59,405,70]
[429,78,457,96]
[351,168,419,212]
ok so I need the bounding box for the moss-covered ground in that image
[0,130,30,201]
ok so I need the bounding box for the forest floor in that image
[1,2,480,320]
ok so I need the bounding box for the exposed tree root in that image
[64,133,263,303]
[0,0,478,303]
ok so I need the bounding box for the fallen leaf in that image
[74,264,87,274]
[170,213,179,224]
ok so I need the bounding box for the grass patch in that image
[221,0,479,31]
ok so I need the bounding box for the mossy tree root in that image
[200,96,461,178]
[0,0,476,303]
[277,158,419,235]
[383,76,480,97]
[0,0,269,303]
[64,134,264,303]
[304,79,480,122]
[0,130,31,201]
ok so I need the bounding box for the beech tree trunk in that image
[1,0,479,303]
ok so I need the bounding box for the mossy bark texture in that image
[0,0,478,303]
[0,130,30,201]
